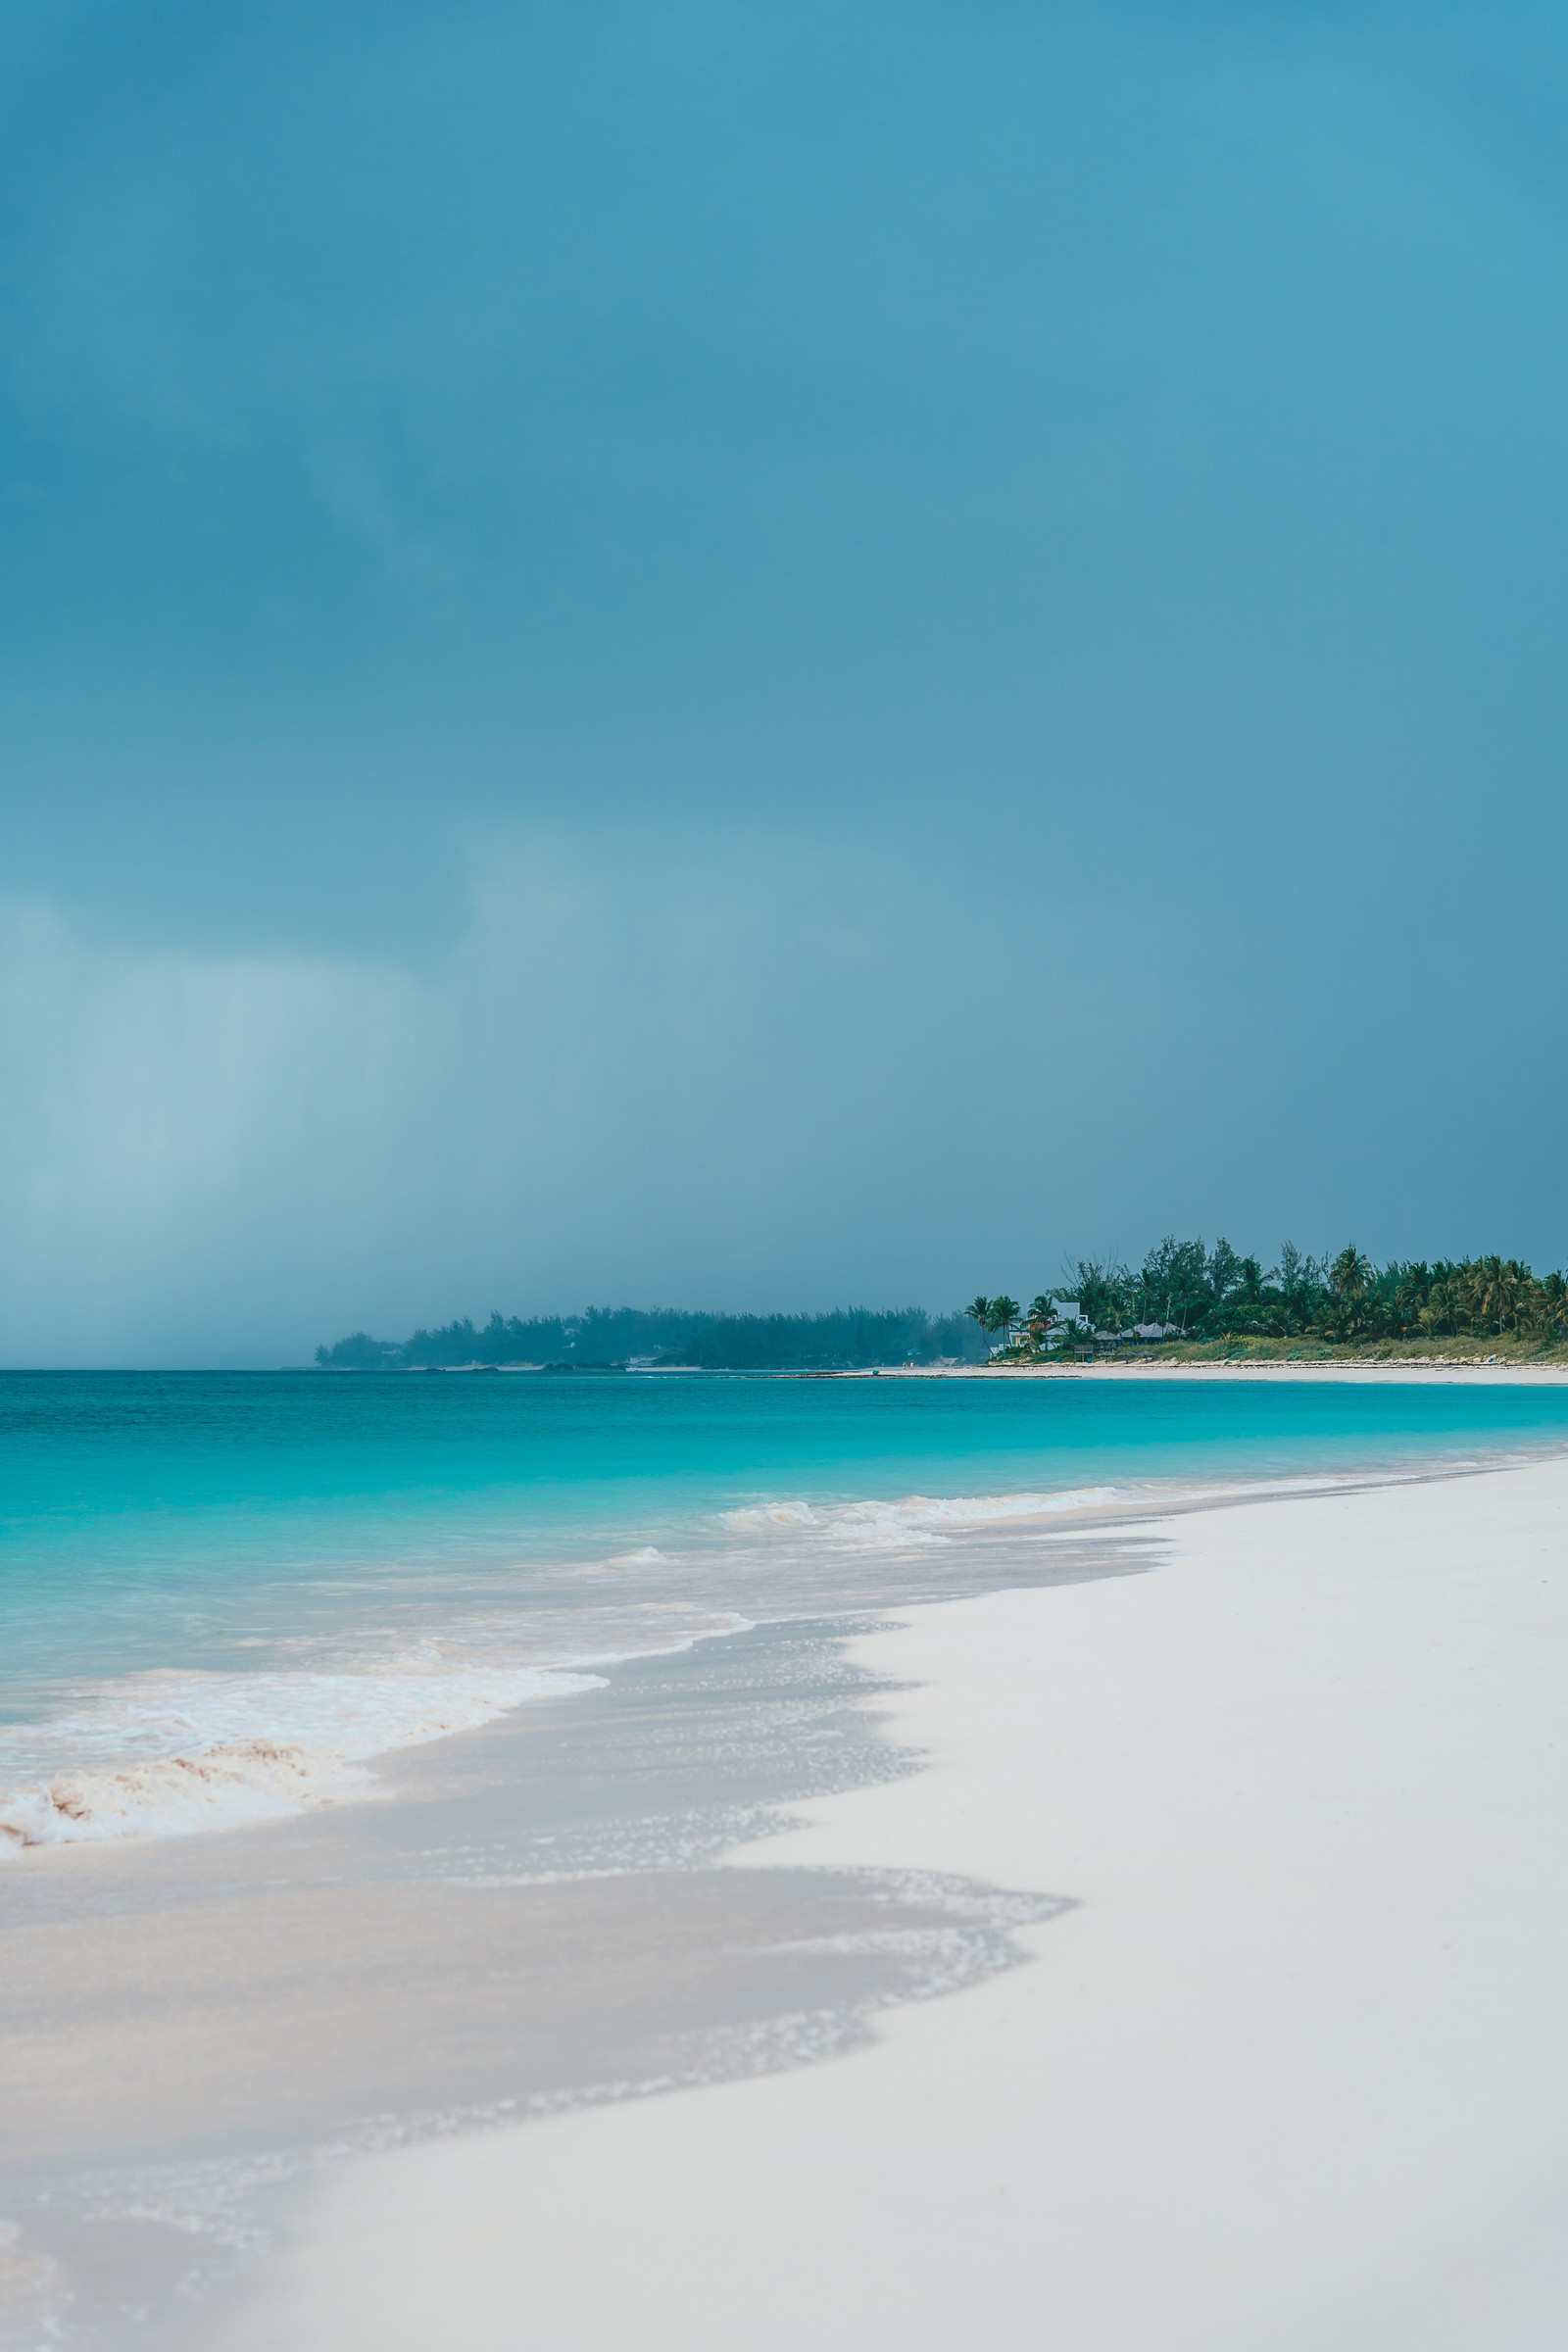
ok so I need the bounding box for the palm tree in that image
[965,1296,992,1336]
[1327,1245,1374,1339]
[1418,1281,1458,1341]
[1025,1294,1054,1351]
[990,1296,1020,1350]
[1542,1272,1568,1342]
[1468,1255,1527,1337]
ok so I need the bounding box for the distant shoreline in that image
[860,1358,1568,1384]
[298,1354,1568,1383]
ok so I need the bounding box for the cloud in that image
[0,830,976,1361]
[0,903,428,1362]
[3,0,1566,1359]
[3,787,1564,1368]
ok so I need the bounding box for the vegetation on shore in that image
[315,1242,1568,1372]
[316,1304,987,1370]
[1058,1332,1568,1365]
[318,1307,707,1371]
[670,1308,981,1369]
[972,1240,1568,1360]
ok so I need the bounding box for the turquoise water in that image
[5,1369,1567,1846]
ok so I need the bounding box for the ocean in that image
[7,1364,1568,2350]
[6,1367,1568,1853]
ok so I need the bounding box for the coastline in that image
[869,1357,1568,1383]
[215,1453,1568,2351]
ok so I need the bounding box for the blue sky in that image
[2,1,1565,1362]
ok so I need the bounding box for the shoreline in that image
[215,1453,1568,2350]
[864,1356,1568,1383]
[8,1439,1559,1863]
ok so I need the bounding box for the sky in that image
[2,0,1566,1364]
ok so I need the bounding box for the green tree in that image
[1069,1260,1129,1332]
[1138,1238,1208,1336]
[1463,1255,1529,1337]
[1540,1272,1568,1341]
[1417,1279,1458,1341]
[1323,1245,1375,1340]
[1269,1242,1324,1337]
[1023,1296,1054,1351]
[990,1295,1020,1348]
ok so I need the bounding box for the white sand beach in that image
[219,1455,1568,2352]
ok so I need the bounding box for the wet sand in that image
[210,1455,1568,2352]
[0,1611,1084,2347]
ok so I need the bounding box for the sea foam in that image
[0,1658,604,1853]
[717,1487,1118,1547]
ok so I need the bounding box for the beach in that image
[6,1373,1568,2349]
[212,1450,1568,2351]
[878,1357,1568,1383]
[10,1,1565,2337]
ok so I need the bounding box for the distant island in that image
[316,1304,987,1371]
[316,1240,1568,1372]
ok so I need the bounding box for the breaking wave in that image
[717,1487,1118,1547]
[0,1658,604,1855]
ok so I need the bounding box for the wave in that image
[714,1462,1444,1554]
[717,1487,1118,1547]
[0,1658,604,1855]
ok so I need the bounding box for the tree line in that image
[316,1303,988,1369]
[318,1306,710,1369]
[968,1240,1568,1351]
[315,1244,1568,1371]
[672,1308,981,1369]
